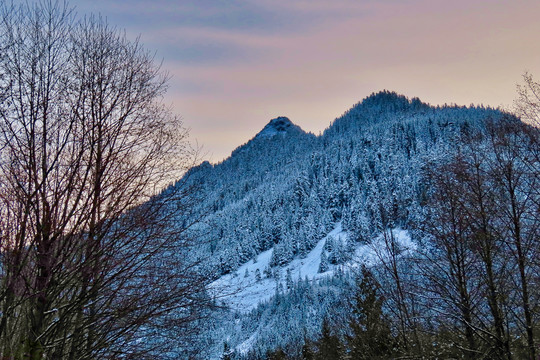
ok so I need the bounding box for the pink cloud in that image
[68,0,540,162]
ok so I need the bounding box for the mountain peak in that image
[358,90,429,112]
[255,116,301,139]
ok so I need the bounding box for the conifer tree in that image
[301,337,315,360]
[221,342,233,360]
[256,268,262,282]
[318,251,329,273]
[316,317,342,360]
[346,266,394,359]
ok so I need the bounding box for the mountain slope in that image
[171,91,517,358]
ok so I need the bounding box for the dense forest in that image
[176,90,540,359]
[1,2,539,359]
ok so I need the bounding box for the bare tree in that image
[454,140,513,360]
[420,160,483,359]
[370,228,423,356]
[0,1,207,359]
[486,120,540,360]
[515,72,540,128]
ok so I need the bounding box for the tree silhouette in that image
[0,1,205,358]
[346,266,394,359]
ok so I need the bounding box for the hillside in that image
[168,91,539,359]
[180,91,503,279]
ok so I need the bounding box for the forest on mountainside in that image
[189,90,540,359]
[236,113,540,360]
[2,1,540,359]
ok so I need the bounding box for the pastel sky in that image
[65,1,540,162]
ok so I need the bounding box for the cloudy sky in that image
[66,0,540,162]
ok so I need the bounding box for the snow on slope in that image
[352,227,415,267]
[210,223,414,313]
[236,331,259,355]
[210,224,344,312]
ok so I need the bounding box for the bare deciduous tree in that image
[0,1,207,359]
[419,119,540,359]
[515,72,540,128]
[420,160,483,359]
[486,120,539,360]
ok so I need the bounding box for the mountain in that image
[181,91,501,276]
[169,91,538,359]
[255,116,303,139]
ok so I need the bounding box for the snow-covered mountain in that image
[168,91,534,359]
[255,116,303,139]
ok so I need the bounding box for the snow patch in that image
[351,228,415,267]
[210,224,415,356]
[210,223,346,312]
[210,223,414,315]
[236,331,259,355]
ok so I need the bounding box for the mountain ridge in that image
[204,90,478,167]
[170,91,518,358]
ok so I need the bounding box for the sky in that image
[58,1,540,162]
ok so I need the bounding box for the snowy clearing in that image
[210,223,414,313]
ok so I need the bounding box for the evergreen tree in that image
[316,317,342,360]
[318,251,329,273]
[221,342,233,360]
[255,268,262,282]
[346,266,394,359]
[286,269,293,290]
[301,337,315,360]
